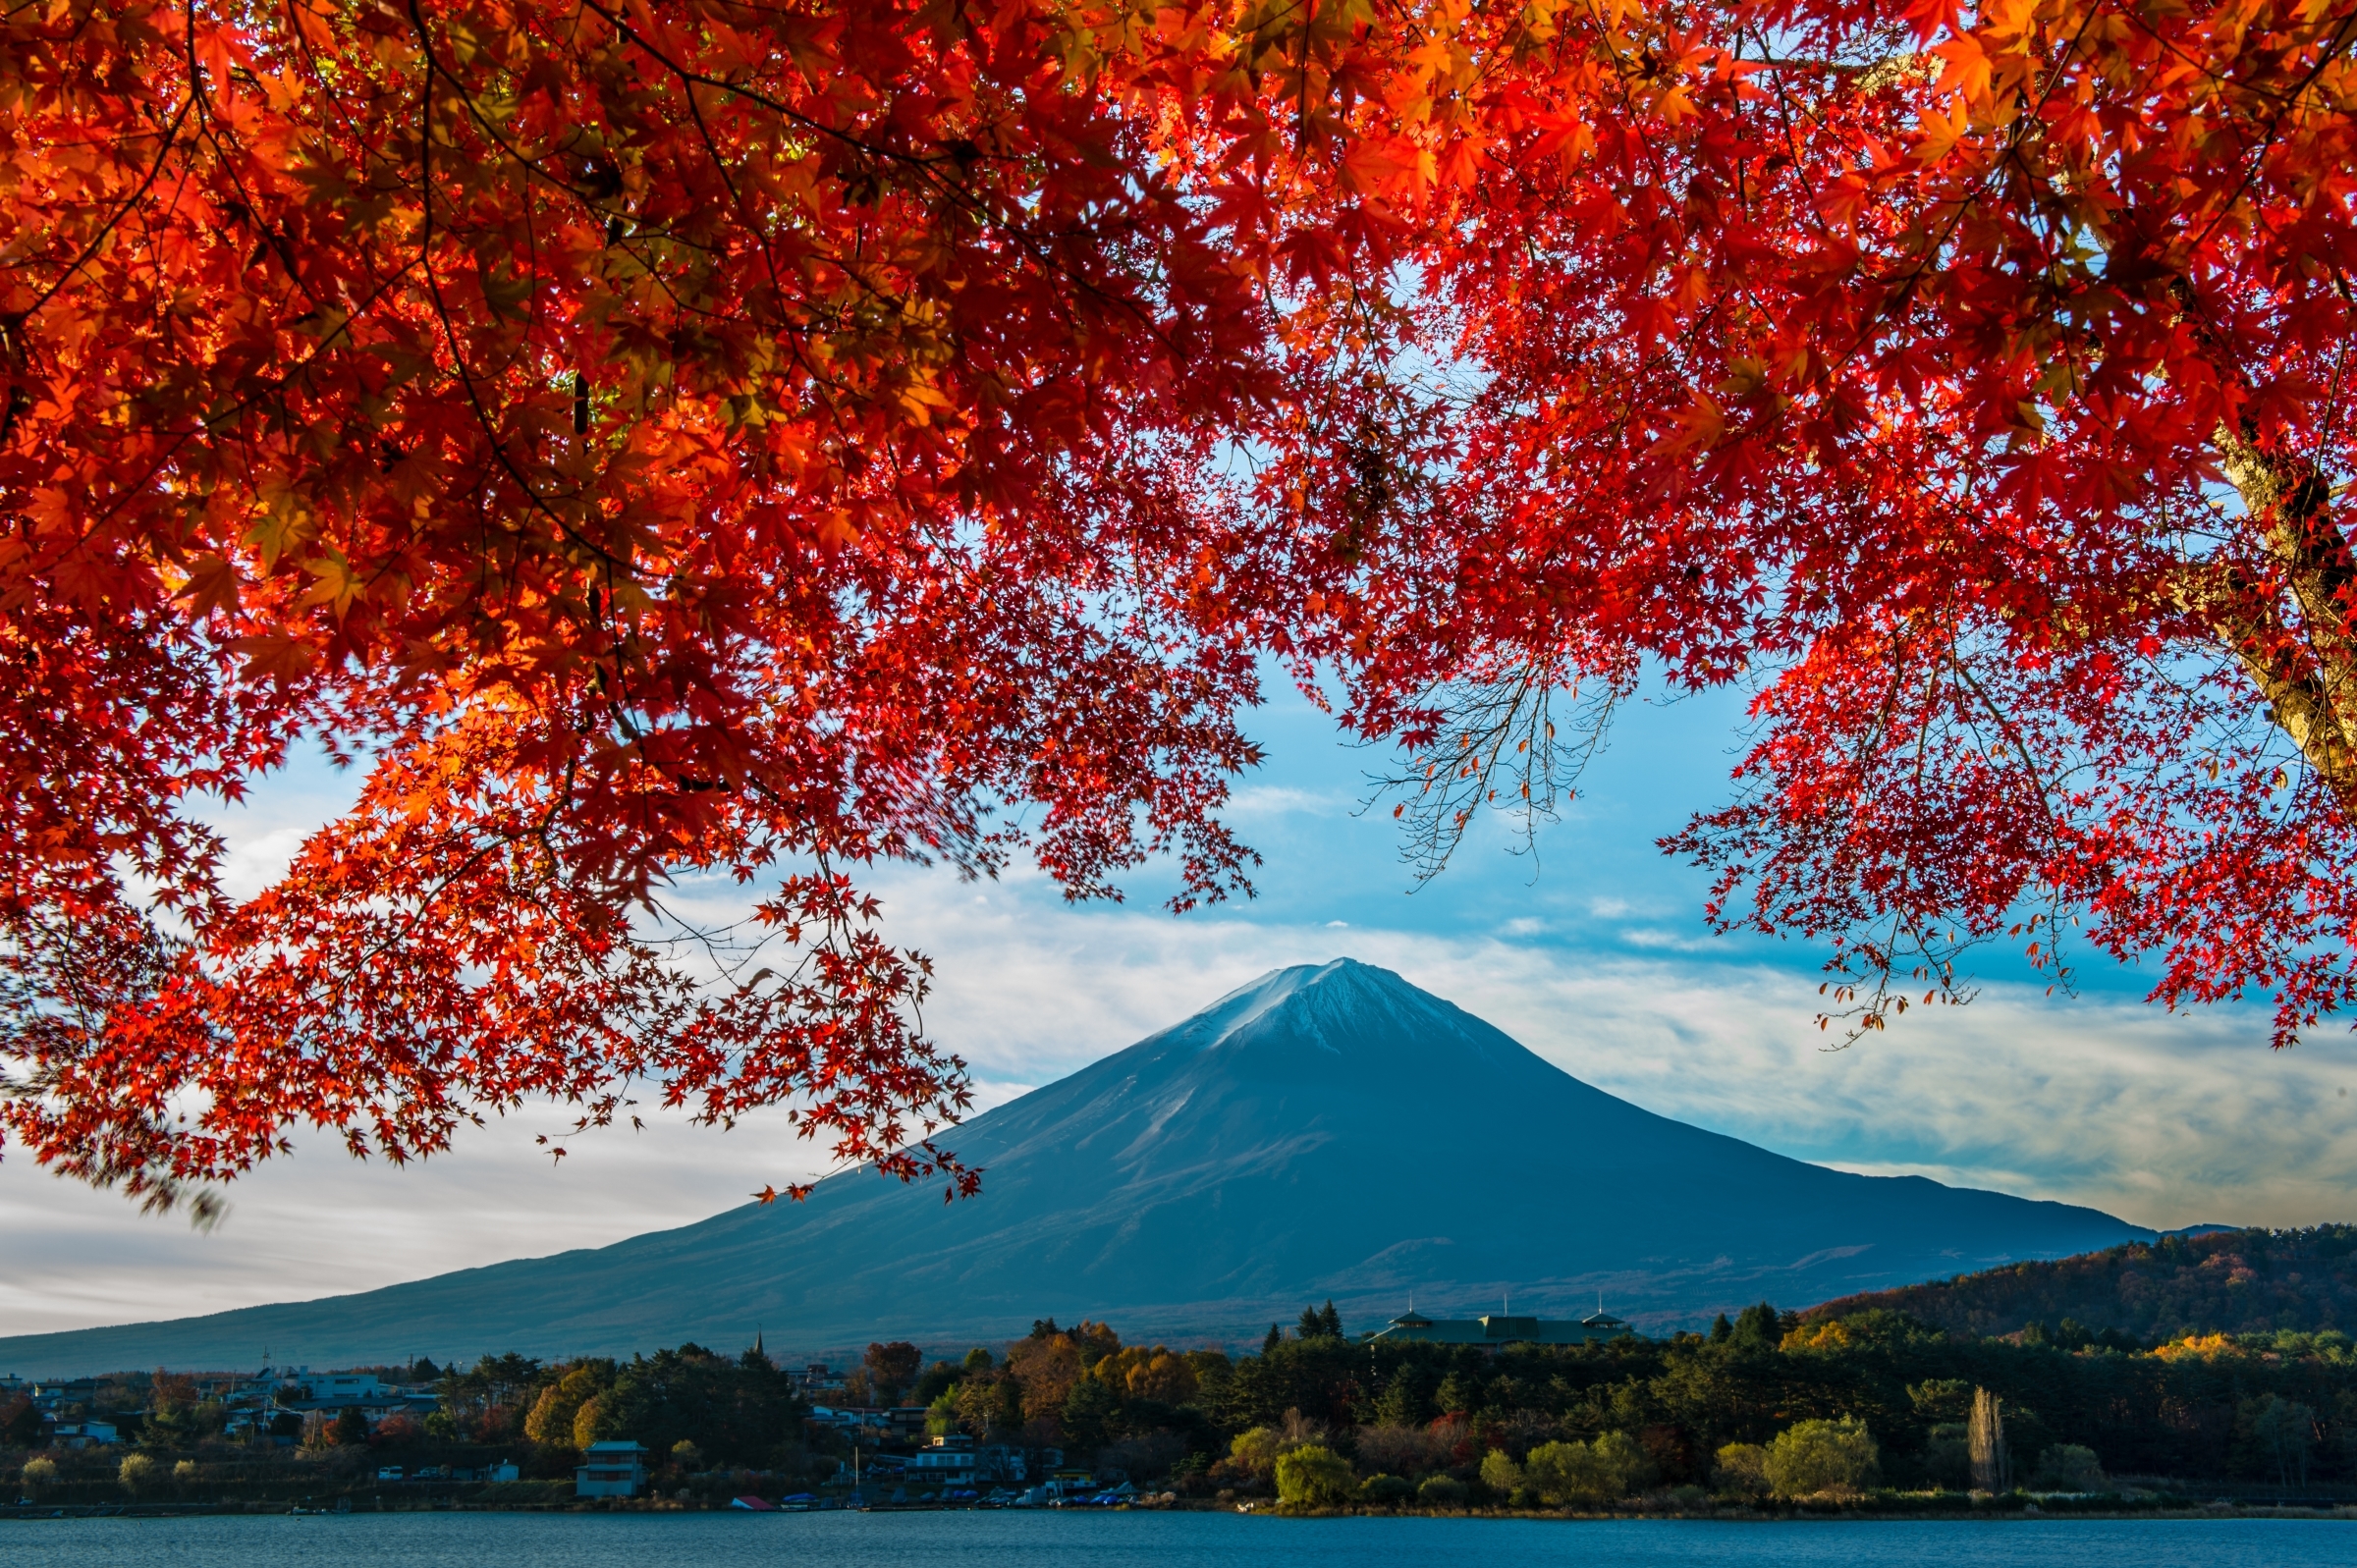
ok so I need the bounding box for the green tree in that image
[1185,1350,1233,1399]
[963,1348,995,1373]
[1479,1448,1524,1493]
[1273,1444,1355,1509]
[1062,1377,1121,1454]
[955,1374,1022,1436]
[1709,1315,1734,1344]
[331,1407,369,1447]
[1209,1338,1358,1433]
[579,1343,805,1464]
[1432,1372,1476,1417]
[1263,1324,1283,1355]
[439,1352,544,1443]
[2029,1442,2106,1492]
[1524,1432,1654,1506]
[1730,1304,1782,1352]
[1228,1426,1286,1477]
[1294,1301,1345,1340]
[1713,1442,1770,1495]
[911,1361,963,1408]
[1417,1474,1468,1506]
[2246,1395,2315,1489]
[1922,1425,1972,1489]
[1762,1418,1880,1497]
[1908,1379,1974,1424]
[1370,1368,1430,1429]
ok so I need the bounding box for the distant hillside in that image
[0,960,2154,1376]
[1804,1225,2357,1340]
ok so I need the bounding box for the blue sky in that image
[4,669,2353,1342]
[1126,667,2134,1000]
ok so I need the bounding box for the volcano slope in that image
[0,960,2151,1372]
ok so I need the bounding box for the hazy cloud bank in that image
[8,747,2350,1341]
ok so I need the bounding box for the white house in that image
[906,1434,976,1488]
[50,1421,118,1448]
[278,1373,403,1411]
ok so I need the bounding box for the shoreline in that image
[9,1499,2357,1524]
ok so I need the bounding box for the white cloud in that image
[0,1104,838,1340]
[1618,927,1719,952]
[851,870,2357,1234]
[12,753,2352,1341]
[1223,784,1345,820]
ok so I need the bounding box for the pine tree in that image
[1263,1324,1284,1356]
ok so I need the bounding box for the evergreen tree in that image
[1297,1305,1326,1340]
[993,1378,1024,1435]
[1319,1301,1345,1339]
[1710,1315,1734,1343]
[1061,1376,1122,1456]
[1264,1324,1284,1355]
[1731,1303,1781,1351]
[1370,1369,1429,1430]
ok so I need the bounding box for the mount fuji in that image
[0,960,2151,1373]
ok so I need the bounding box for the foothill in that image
[7,1227,2357,1521]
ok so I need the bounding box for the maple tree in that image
[1251,0,2357,1045]
[6,0,2355,1213]
[0,0,1314,1211]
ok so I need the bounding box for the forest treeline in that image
[11,1293,2357,1508]
[1806,1226,2357,1343]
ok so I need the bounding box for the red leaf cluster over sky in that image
[4,0,2352,1206]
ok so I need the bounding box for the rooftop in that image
[1365,1309,1635,1347]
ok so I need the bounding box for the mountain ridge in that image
[1803,1223,2353,1340]
[0,959,2159,1374]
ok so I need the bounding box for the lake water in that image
[0,1512,2347,1567]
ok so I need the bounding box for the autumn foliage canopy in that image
[4,0,2352,1206]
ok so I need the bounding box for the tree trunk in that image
[2178,426,2357,808]
[1968,1386,2008,1493]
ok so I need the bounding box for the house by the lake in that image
[576,1440,649,1498]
